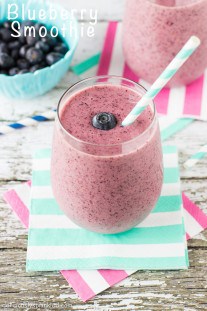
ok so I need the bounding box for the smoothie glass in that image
[123,0,207,87]
[51,76,163,234]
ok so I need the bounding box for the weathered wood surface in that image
[0,2,207,310]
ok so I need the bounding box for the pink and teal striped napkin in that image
[3,181,207,301]
[25,146,188,272]
[97,22,207,121]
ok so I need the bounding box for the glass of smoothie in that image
[51,76,163,234]
[123,0,207,87]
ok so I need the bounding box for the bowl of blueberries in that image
[0,0,78,99]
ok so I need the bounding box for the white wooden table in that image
[0,1,207,310]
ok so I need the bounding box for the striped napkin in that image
[4,185,207,301]
[97,22,207,121]
[26,145,188,271]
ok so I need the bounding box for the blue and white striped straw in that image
[121,36,201,127]
[0,110,56,135]
[184,144,207,169]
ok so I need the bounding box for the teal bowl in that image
[0,0,79,99]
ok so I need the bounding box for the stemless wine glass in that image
[123,0,207,87]
[51,76,163,234]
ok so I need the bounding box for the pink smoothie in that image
[123,0,207,87]
[51,81,163,234]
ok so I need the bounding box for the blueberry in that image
[30,64,44,73]
[40,60,47,67]
[9,67,19,76]
[0,28,13,42]
[35,41,50,53]
[0,42,8,53]
[19,27,26,44]
[26,47,44,64]
[40,61,48,69]
[46,52,64,65]
[11,49,19,60]
[34,23,44,31]
[54,43,68,55]
[92,112,117,131]
[0,69,8,75]
[42,35,57,47]
[21,20,36,27]
[19,34,26,44]
[8,40,21,50]
[18,69,30,74]
[19,45,29,58]
[0,53,15,68]
[3,21,12,29]
[17,58,30,70]
[56,35,63,42]
[26,34,39,46]
[19,21,36,43]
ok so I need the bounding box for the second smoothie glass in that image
[123,0,207,87]
[51,76,163,234]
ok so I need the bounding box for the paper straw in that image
[184,143,207,169]
[121,36,201,127]
[0,110,56,135]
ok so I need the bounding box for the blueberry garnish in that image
[92,112,117,131]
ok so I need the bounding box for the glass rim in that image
[56,75,157,148]
[147,0,204,9]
